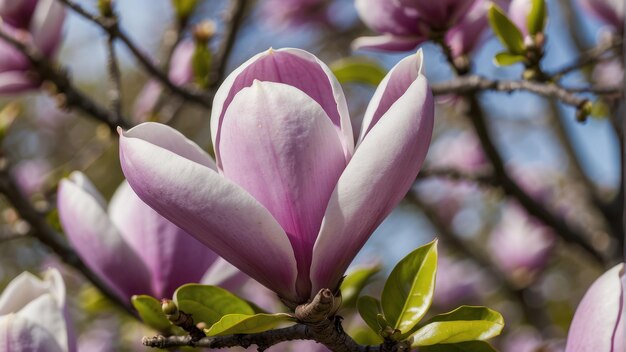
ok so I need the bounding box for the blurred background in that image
[0,0,623,350]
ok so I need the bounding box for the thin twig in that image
[106,24,123,118]
[416,167,496,186]
[0,168,135,317]
[210,0,248,87]
[549,37,622,80]
[57,0,212,108]
[0,26,130,131]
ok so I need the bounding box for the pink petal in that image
[0,71,37,94]
[219,81,347,300]
[354,0,422,36]
[351,34,425,52]
[0,314,64,352]
[57,172,152,300]
[310,64,434,293]
[168,41,194,86]
[119,122,299,302]
[211,48,353,168]
[108,181,219,298]
[0,0,38,28]
[565,263,624,352]
[358,50,424,142]
[30,0,65,56]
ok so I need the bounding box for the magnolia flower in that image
[565,263,624,351]
[444,0,495,58]
[119,48,434,305]
[133,40,195,122]
[0,269,76,352]
[488,202,555,285]
[352,0,476,52]
[260,0,331,28]
[0,0,65,94]
[578,0,624,31]
[58,172,240,301]
[507,0,534,37]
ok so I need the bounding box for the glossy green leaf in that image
[340,264,382,308]
[420,341,497,352]
[357,295,383,334]
[131,295,171,332]
[488,4,525,54]
[381,240,438,339]
[350,326,384,345]
[493,52,526,66]
[173,284,254,326]
[527,0,547,36]
[330,57,387,86]
[412,306,504,346]
[205,313,295,336]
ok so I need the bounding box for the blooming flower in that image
[260,0,331,28]
[352,0,477,52]
[565,263,624,352]
[58,172,240,301]
[119,48,434,305]
[0,269,76,352]
[578,0,624,31]
[0,0,65,94]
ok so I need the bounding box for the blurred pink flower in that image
[433,254,484,309]
[565,263,624,352]
[0,0,65,94]
[260,0,331,28]
[0,269,76,352]
[11,158,50,196]
[488,202,555,283]
[119,48,434,305]
[58,172,243,301]
[578,0,624,31]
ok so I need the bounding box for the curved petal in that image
[109,181,219,298]
[0,71,37,94]
[0,0,38,28]
[211,48,353,168]
[507,0,532,37]
[119,123,299,302]
[358,50,424,142]
[30,0,65,56]
[408,0,477,30]
[0,314,64,352]
[57,173,151,300]
[201,257,249,292]
[351,34,425,52]
[354,0,421,36]
[565,263,624,352]
[310,74,434,293]
[168,40,194,86]
[219,81,347,300]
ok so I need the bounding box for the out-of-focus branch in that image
[549,37,622,80]
[406,191,553,334]
[0,167,135,317]
[210,0,248,87]
[104,9,123,119]
[431,76,600,121]
[0,26,130,131]
[416,167,496,186]
[464,93,608,265]
[57,0,212,108]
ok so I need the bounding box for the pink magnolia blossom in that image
[119,48,434,305]
[508,0,534,37]
[260,0,331,28]
[578,0,624,31]
[57,172,241,301]
[488,202,555,283]
[0,0,65,94]
[0,269,76,352]
[565,263,624,352]
[352,0,481,53]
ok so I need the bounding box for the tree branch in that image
[0,167,135,317]
[416,168,496,186]
[56,0,212,108]
[210,0,248,88]
[0,26,130,131]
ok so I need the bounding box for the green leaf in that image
[420,341,497,352]
[412,306,504,346]
[488,4,525,54]
[527,0,547,36]
[206,313,296,336]
[381,240,438,339]
[131,295,171,332]
[357,296,383,334]
[173,284,254,326]
[192,44,212,89]
[330,57,387,86]
[350,326,385,345]
[493,52,526,66]
[340,264,382,308]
